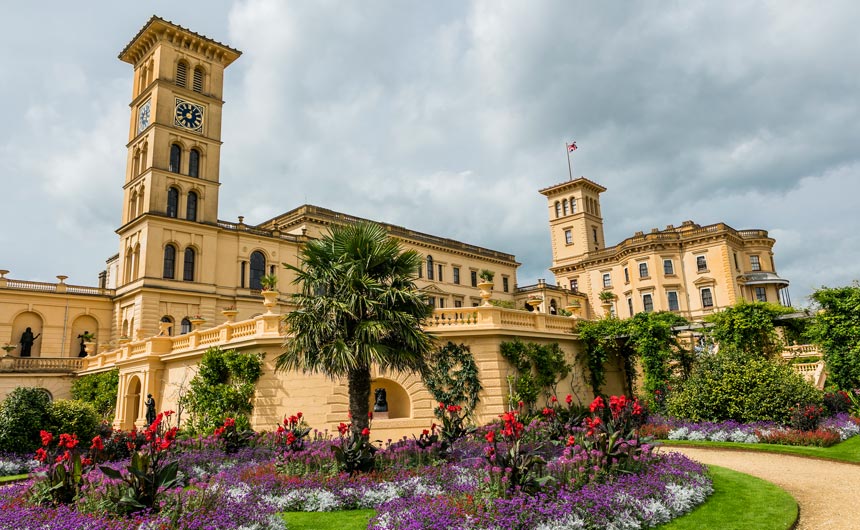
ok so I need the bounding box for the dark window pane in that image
[167,187,179,218]
[163,245,176,279]
[186,191,197,221]
[183,247,195,281]
[189,149,200,177]
[250,251,266,290]
[169,144,181,173]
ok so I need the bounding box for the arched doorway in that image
[125,376,142,428]
[11,311,44,357]
[368,379,411,419]
[69,314,99,358]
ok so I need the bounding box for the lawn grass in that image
[657,465,797,530]
[661,434,860,463]
[0,474,29,483]
[279,509,375,529]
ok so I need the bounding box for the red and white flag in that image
[567,142,578,152]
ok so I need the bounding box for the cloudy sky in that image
[1,1,858,306]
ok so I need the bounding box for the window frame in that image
[249,251,266,290]
[186,191,198,221]
[663,259,674,275]
[642,293,654,313]
[166,187,179,218]
[169,144,182,173]
[750,255,761,271]
[163,244,177,279]
[701,287,714,308]
[755,286,767,302]
[183,247,195,282]
[667,290,680,311]
[696,255,708,272]
[564,229,573,245]
[452,267,460,285]
[638,262,649,278]
[602,273,611,288]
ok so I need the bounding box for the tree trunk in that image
[347,366,372,434]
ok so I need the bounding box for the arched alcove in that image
[69,314,99,358]
[369,378,411,419]
[126,376,142,428]
[11,311,44,357]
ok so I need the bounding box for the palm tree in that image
[275,221,435,433]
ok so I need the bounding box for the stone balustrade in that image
[782,344,821,359]
[0,356,84,373]
[792,360,826,389]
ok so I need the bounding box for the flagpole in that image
[566,143,573,180]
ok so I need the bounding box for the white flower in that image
[667,427,688,440]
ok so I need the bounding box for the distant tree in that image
[275,222,435,434]
[0,387,52,453]
[71,369,119,420]
[807,283,860,390]
[705,301,793,360]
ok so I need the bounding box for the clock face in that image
[137,100,151,133]
[174,98,204,132]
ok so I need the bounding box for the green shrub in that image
[71,369,119,420]
[666,353,821,423]
[0,387,52,454]
[48,399,101,442]
[180,347,264,433]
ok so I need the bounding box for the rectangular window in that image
[701,288,714,308]
[733,252,739,270]
[755,287,767,302]
[602,273,611,288]
[564,229,573,245]
[570,279,578,292]
[750,255,761,271]
[593,227,598,244]
[667,291,679,311]
[627,297,634,317]
[438,264,443,282]
[439,298,445,308]
[427,297,436,308]
[470,270,478,287]
[624,267,630,283]
[642,293,654,313]
[453,267,460,284]
[663,259,674,275]
[696,255,708,272]
[454,300,463,308]
[503,277,509,292]
[639,262,649,278]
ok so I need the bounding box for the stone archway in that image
[11,311,44,357]
[125,376,142,428]
[69,314,99,358]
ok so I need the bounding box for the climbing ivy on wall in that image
[577,312,689,400]
[499,339,571,413]
[421,342,482,413]
[180,347,264,433]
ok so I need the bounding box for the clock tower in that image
[112,17,241,336]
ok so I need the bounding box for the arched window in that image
[562,199,569,215]
[137,187,145,215]
[180,317,192,335]
[192,67,204,93]
[186,191,198,221]
[189,149,200,177]
[132,244,140,280]
[249,251,266,290]
[570,197,577,214]
[169,144,182,173]
[176,61,188,88]
[160,316,174,336]
[554,201,561,218]
[132,148,141,177]
[163,244,177,279]
[426,255,434,280]
[183,247,195,281]
[140,142,148,172]
[129,191,138,220]
[167,187,179,218]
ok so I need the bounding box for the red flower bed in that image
[757,428,842,447]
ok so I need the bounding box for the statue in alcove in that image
[145,394,156,426]
[19,327,40,357]
[373,388,389,413]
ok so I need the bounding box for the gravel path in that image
[665,446,860,530]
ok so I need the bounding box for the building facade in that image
[0,16,789,436]
[540,177,790,320]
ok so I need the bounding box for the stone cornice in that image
[119,16,241,67]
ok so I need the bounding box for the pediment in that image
[693,276,716,286]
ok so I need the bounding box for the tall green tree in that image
[704,301,793,359]
[275,222,435,433]
[808,283,860,390]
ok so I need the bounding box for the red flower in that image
[40,430,53,447]
[286,432,297,445]
[277,425,285,434]
[439,402,445,410]
[81,457,93,467]
[361,428,370,436]
[223,417,236,428]
[550,396,558,403]
[213,426,225,437]
[126,441,135,451]
[422,429,430,436]
[566,394,573,405]
[337,423,349,436]
[368,411,373,419]
[90,435,104,451]
[566,435,576,446]
[542,407,554,416]
[35,447,47,462]
[297,412,303,419]
[589,396,605,412]
[485,430,495,443]
[58,433,79,450]
[517,401,524,409]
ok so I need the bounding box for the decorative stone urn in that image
[477,281,494,307]
[84,341,96,356]
[261,290,280,314]
[221,309,239,323]
[527,297,543,312]
[189,317,206,331]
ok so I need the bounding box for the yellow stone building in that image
[0,16,790,438]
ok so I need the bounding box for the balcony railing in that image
[0,356,84,373]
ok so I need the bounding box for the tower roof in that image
[119,16,241,66]
[539,176,606,197]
